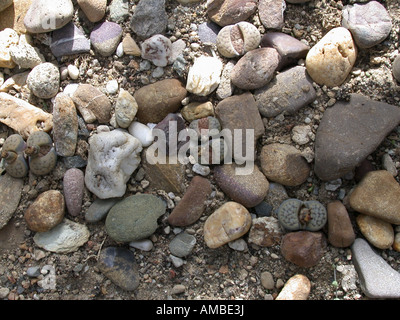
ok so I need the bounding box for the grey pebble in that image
[85,198,121,223]
[169,232,196,258]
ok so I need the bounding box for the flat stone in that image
[207,0,258,27]
[214,163,269,208]
[85,198,120,223]
[77,0,107,23]
[260,143,310,187]
[248,216,283,247]
[314,94,400,181]
[351,238,400,298]
[342,1,392,49]
[258,0,285,30]
[33,219,90,253]
[24,190,65,232]
[349,170,400,225]
[204,201,252,248]
[90,21,122,57]
[0,174,23,230]
[23,0,74,33]
[280,231,326,267]
[305,27,357,87]
[168,176,212,226]
[63,168,84,217]
[230,47,281,90]
[327,200,355,248]
[169,232,196,257]
[50,22,91,58]
[105,194,166,242]
[27,62,60,99]
[356,214,394,250]
[97,246,140,291]
[134,79,187,124]
[275,274,311,300]
[254,66,316,118]
[130,0,167,39]
[52,93,78,157]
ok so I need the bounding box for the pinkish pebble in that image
[63,168,85,216]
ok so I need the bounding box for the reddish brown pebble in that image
[327,200,355,248]
[168,176,212,226]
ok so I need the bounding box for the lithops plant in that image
[216,21,261,58]
[1,134,28,178]
[25,131,57,176]
[277,199,327,231]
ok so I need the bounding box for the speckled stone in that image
[130,0,167,39]
[248,216,283,247]
[258,0,285,30]
[27,62,60,99]
[90,21,123,57]
[63,168,84,217]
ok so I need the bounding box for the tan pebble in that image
[356,214,394,250]
[181,101,214,122]
[275,274,311,300]
[77,0,107,22]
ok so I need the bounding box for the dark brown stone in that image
[327,200,355,248]
[168,176,212,226]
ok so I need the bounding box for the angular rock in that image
[352,238,400,298]
[122,33,141,56]
[327,201,355,248]
[141,34,172,67]
[168,176,212,226]
[33,219,90,253]
[275,274,311,300]
[52,93,78,157]
[258,0,285,30]
[9,40,44,69]
[24,0,74,33]
[0,174,23,230]
[134,79,187,124]
[349,170,400,225]
[314,94,400,181]
[216,60,235,100]
[306,27,357,87]
[24,190,65,232]
[27,62,60,99]
[254,66,316,118]
[63,168,84,217]
[248,216,283,247]
[77,0,106,23]
[85,130,142,199]
[260,143,310,186]
[169,232,196,258]
[98,247,140,291]
[0,92,53,139]
[130,0,167,39]
[50,22,91,58]
[281,231,326,267]
[204,201,252,248]
[342,1,392,49]
[207,0,258,27]
[356,214,394,250]
[105,194,166,242]
[214,163,269,208]
[72,84,112,124]
[0,28,19,68]
[90,21,123,57]
[230,48,281,90]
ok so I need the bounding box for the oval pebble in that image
[129,239,154,251]
[63,168,84,217]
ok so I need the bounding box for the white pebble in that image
[106,79,119,94]
[116,42,124,57]
[67,65,79,80]
[63,83,79,97]
[192,163,210,176]
[129,239,153,251]
[128,121,154,147]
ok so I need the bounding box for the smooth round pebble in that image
[106,79,119,94]
[67,65,79,80]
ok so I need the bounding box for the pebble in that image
[327,201,355,248]
[260,143,310,187]
[186,55,223,96]
[181,101,215,122]
[291,125,312,145]
[85,197,120,223]
[0,28,18,68]
[130,0,167,39]
[85,130,142,199]
[109,0,129,22]
[230,48,281,90]
[72,84,112,124]
[0,173,24,230]
[90,21,123,57]
[356,214,394,250]
[97,246,140,291]
[9,40,45,69]
[153,113,186,154]
[254,201,273,217]
[129,239,153,252]
[280,231,326,267]
[105,194,166,242]
[122,33,141,56]
[63,168,84,217]
[141,34,172,67]
[342,1,392,49]
[198,21,221,44]
[382,153,398,177]
[216,60,235,100]
[27,62,60,99]
[23,0,74,33]
[26,266,41,278]
[0,287,10,299]
[248,216,283,247]
[254,66,316,118]
[77,0,106,22]
[33,219,90,253]
[169,232,196,257]
[52,93,78,157]
[275,274,311,300]
[393,54,400,82]
[305,27,357,87]
[214,163,269,208]
[168,176,212,226]
[128,121,154,147]
[314,94,400,181]
[189,116,221,140]
[134,78,187,124]
[106,79,119,95]
[50,22,91,58]
[170,254,184,268]
[352,238,400,298]
[204,201,252,248]
[207,0,258,26]
[67,65,79,80]
[258,0,285,30]
[171,284,186,295]
[260,271,275,290]
[228,238,247,251]
[115,89,138,129]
